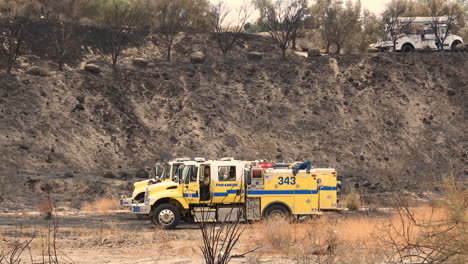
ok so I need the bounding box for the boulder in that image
[84,64,101,74]
[189,52,206,64]
[247,52,262,61]
[307,49,320,57]
[132,58,149,67]
[103,171,117,179]
[26,66,48,77]
[454,43,468,52]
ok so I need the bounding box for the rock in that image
[76,95,85,104]
[19,144,30,150]
[26,66,48,77]
[247,52,262,61]
[63,172,74,178]
[362,181,371,187]
[358,63,365,69]
[84,64,101,74]
[132,58,149,67]
[74,104,85,111]
[454,43,468,52]
[190,52,206,64]
[447,90,456,96]
[45,152,63,163]
[103,171,117,179]
[135,168,149,179]
[307,49,320,57]
[118,171,130,180]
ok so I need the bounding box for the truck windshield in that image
[172,164,184,181]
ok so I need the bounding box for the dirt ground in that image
[0,210,390,264]
[0,211,291,263]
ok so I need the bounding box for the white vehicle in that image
[370,17,463,52]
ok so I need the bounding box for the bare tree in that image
[152,0,191,62]
[95,0,143,69]
[0,1,31,74]
[427,0,464,50]
[333,0,361,54]
[354,9,386,53]
[208,0,251,59]
[44,0,81,71]
[256,0,307,59]
[314,0,334,53]
[382,0,413,52]
[198,210,245,264]
[314,0,361,54]
[197,184,250,264]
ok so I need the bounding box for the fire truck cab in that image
[119,157,205,207]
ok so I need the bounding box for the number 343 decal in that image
[278,176,296,185]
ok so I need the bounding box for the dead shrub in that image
[345,190,361,211]
[376,175,468,264]
[37,200,54,220]
[81,198,119,214]
[0,226,35,264]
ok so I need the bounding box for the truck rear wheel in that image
[401,44,414,52]
[263,204,290,219]
[151,204,180,229]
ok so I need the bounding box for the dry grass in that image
[248,215,388,263]
[262,218,295,252]
[345,190,362,211]
[81,198,120,214]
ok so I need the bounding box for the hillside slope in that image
[0,50,467,210]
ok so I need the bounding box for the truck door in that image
[181,165,199,204]
[212,164,244,204]
[422,28,437,49]
[199,165,211,202]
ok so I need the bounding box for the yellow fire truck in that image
[119,157,205,207]
[130,159,338,229]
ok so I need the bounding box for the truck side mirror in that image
[317,178,323,187]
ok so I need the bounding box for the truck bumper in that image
[119,198,133,207]
[131,204,151,214]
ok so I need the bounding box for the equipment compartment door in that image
[293,173,319,214]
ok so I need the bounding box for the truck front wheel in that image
[451,40,461,51]
[151,204,181,229]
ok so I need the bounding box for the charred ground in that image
[0,33,467,211]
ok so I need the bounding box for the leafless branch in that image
[258,0,306,59]
[209,0,252,59]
